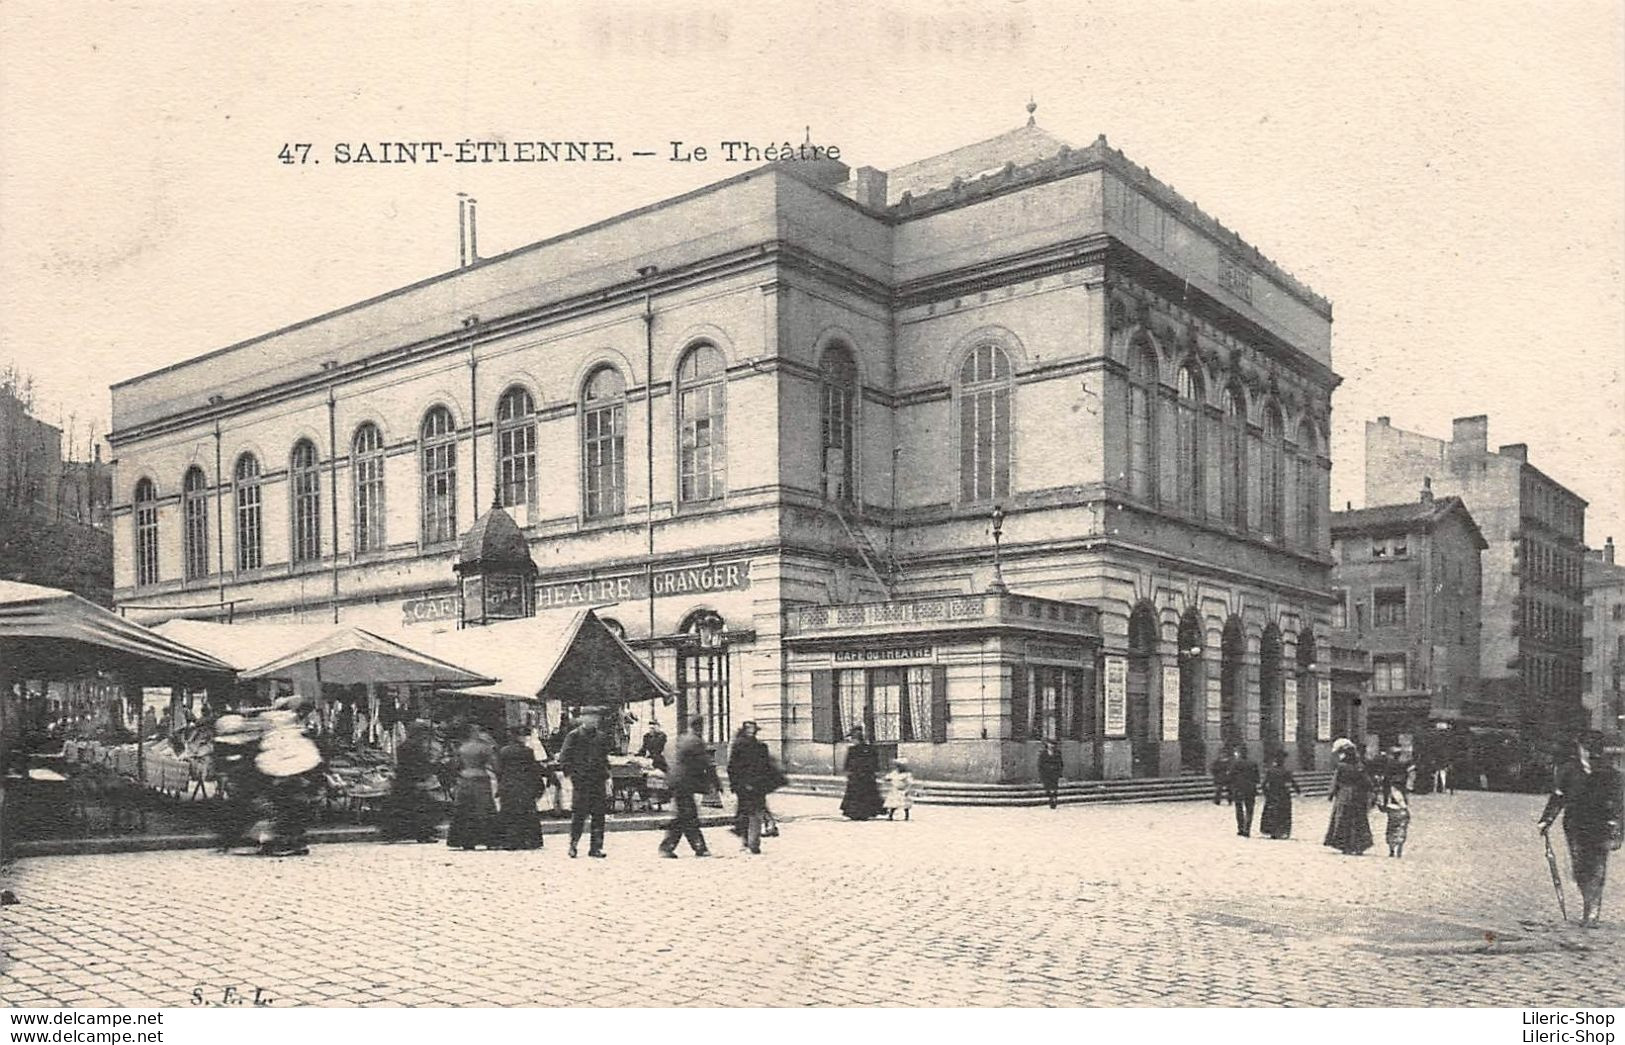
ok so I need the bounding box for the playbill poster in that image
[0,0,1622,1035]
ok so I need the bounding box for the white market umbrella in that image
[240,626,496,687]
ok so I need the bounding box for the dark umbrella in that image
[1542,829,1568,922]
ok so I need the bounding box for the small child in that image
[883,759,915,821]
[1383,789,1411,858]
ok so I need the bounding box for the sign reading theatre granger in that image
[108,110,1337,782]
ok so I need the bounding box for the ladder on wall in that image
[829,498,896,600]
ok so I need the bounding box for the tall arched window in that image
[581,368,625,519]
[234,453,262,571]
[1295,419,1319,550]
[677,344,726,503]
[1259,403,1284,540]
[352,423,385,552]
[182,466,209,581]
[819,345,858,502]
[290,439,322,562]
[420,407,458,543]
[134,478,159,587]
[1126,338,1158,500]
[496,386,536,510]
[958,343,1012,504]
[1175,364,1203,515]
[1221,386,1246,530]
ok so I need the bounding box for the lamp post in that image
[637,265,659,671]
[987,504,1008,594]
[208,395,226,615]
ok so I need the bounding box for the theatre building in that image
[107,113,1338,782]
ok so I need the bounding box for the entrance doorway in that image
[1177,608,1205,773]
[1127,601,1159,777]
[1296,629,1317,769]
[1259,625,1282,756]
[1220,617,1245,748]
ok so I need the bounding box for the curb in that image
[10,813,738,859]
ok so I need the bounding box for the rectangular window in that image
[960,386,1010,503]
[292,468,322,562]
[679,383,726,503]
[1584,671,1593,694]
[1614,604,1624,622]
[354,451,385,552]
[811,671,836,743]
[1330,589,1348,629]
[497,421,537,510]
[870,667,904,743]
[1584,638,1594,657]
[420,441,456,545]
[1372,655,1408,692]
[1374,587,1407,627]
[583,402,625,519]
[837,670,868,741]
[135,502,159,586]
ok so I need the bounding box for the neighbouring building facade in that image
[107,116,1339,781]
[1366,416,1587,754]
[1329,482,1487,753]
[1583,537,1625,740]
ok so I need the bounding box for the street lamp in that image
[988,504,1008,594]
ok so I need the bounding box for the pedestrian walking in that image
[1230,746,1260,837]
[380,719,441,843]
[1432,757,1453,796]
[1538,732,1624,928]
[1323,739,1375,856]
[1382,788,1411,858]
[726,720,783,854]
[211,712,269,853]
[1259,750,1301,840]
[659,715,718,858]
[883,758,915,821]
[839,726,886,821]
[559,711,611,858]
[1210,748,1234,806]
[252,707,323,857]
[1038,740,1063,809]
[495,726,545,850]
[447,723,498,851]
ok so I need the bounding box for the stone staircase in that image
[781,770,1333,808]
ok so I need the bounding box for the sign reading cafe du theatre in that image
[536,560,751,610]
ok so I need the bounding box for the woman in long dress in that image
[1322,741,1374,855]
[381,720,441,843]
[840,727,886,821]
[1259,751,1301,840]
[494,727,545,850]
[447,724,498,850]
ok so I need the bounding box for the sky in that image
[2,0,1621,543]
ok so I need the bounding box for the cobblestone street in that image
[2,791,1621,1008]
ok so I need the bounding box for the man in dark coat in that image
[1210,748,1234,806]
[558,711,611,858]
[638,720,669,772]
[1367,747,1394,806]
[1038,741,1064,809]
[1539,732,1624,927]
[727,721,783,854]
[495,727,545,850]
[1230,745,1261,837]
[659,716,718,858]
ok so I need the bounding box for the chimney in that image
[1420,477,1434,506]
[1451,415,1489,454]
[1376,416,1390,427]
[467,197,478,265]
[1607,537,1616,565]
[850,166,888,209]
[1498,443,1528,462]
[456,194,478,267]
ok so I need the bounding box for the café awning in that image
[240,626,497,687]
[387,609,674,705]
[0,581,234,685]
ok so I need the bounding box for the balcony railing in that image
[784,591,1099,638]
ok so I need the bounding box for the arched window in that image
[352,424,385,552]
[1259,404,1284,540]
[958,343,1012,504]
[133,478,159,587]
[234,453,262,572]
[1220,386,1246,530]
[581,368,625,519]
[290,439,322,562]
[819,345,858,502]
[420,407,457,543]
[677,344,726,503]
[496,386,536,510]
[1126,338,1158,500]
[1175,365,1203,515]
[1295,420,1319,550]
[182,466,209,581]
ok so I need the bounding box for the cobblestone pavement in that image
[1,791,1620,1007]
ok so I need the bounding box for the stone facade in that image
[1365,416,1587,750]
[1329,486,1487,748]
[107,122,1338,780]
[1583,538,1625,738]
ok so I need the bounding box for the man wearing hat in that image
[659,715,718,858]
[559,710,612,858]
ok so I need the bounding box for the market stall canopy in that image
[0,581,235,685]
[240,626,498,686]
[153,618,342,672]
[386,609,674,705]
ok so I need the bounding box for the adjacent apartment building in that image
[1328,481,1486,750]
[1366,416,1586,751]
[107,116,1339,781]
[1584,537,1625,739]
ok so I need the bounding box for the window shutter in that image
[1010,665,1029,742]
[811,670,834,744]
[931,665,949,744]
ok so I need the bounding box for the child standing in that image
[1383,788,1411,858]
[883,759,915,821]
